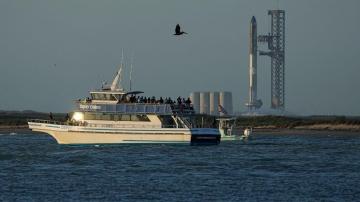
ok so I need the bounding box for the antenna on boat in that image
[129,51,134,91]
[111,49,124,91]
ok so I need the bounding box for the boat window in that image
[83,113,150,122]
[131,115,149,121]
[130,115,140,121]
[95,113,102,120]
[91,93,103,100]
[121,114,131,121]
[113,114,121,121]
[112,94,118,101]
[90,93,116,101]
[158,115,176,126]
[102,113,111,120]
[137,115,150,121]
[91,93,98,100]
[86,113,96,120]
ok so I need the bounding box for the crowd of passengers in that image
[127,95,192,106]
[83,95,193,109]
[126,96,194,112]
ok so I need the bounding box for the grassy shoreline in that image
[1,111,360,134]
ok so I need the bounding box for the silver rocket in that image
[246,16,262,110]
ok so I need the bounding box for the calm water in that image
[1,132,360,201]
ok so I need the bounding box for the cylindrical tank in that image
[219,91,233,116]
[210,92,220,116]
[190,92,200,113]
[199,92,210,114]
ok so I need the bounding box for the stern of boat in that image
[190,128,221,145]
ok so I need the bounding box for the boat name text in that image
[79,104,101,110]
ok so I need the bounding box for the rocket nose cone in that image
[251,16,256,23]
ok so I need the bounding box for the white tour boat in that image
[28,64,220,145]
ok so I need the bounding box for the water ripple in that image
[0,132,360,201]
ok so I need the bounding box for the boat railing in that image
[171,104,195,115]
[85,124,179,129]
[28,119,180,129]
[75,102,174,114]
[27,119,81,126]
[174,116,192,129]
[182,118,192,128]
[75,102,195,115]
[84,123,160,129]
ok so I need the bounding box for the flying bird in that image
[174,24,188,35]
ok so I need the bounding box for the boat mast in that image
[129,51,134,91]
[111,50,124,91]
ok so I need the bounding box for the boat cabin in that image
[88,90,144,104]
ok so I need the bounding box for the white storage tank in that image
[210,92,220,116]
[190,92,200,113]
[199,92,210,114]
[219,91,233,116]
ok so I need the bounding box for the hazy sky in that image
[1,0,360,115]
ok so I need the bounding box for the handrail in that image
[28,119,179,129]
[182,118,192,129]
[174,116,192,129]
[75,102,195,115]
[27,119,80,126]
[76,103,173,114]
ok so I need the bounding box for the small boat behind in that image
[218,117,252,140]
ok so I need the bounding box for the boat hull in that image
[34,130,191,144]
[28,122,220,145]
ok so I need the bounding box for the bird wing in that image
[175,24,180,33]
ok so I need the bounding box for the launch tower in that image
[258,10,285,111]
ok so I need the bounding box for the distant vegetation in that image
[193,115,360,129]
[1,111,360,130]
[0,111,66,126]
[233,115,360,128]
